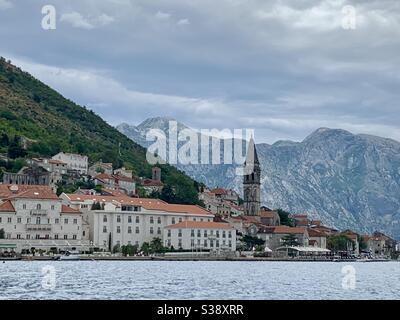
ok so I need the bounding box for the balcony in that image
[26,224,52,231]
[30,209,48,216]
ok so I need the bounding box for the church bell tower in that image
[243,137,261,216]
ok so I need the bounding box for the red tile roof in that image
[0,200,16,213]
[210,188,228,195]
[142,179,164,187]
[0,185,58,200]
[61,205,81,214]
[165,221,233,229]
[308,228,327,237]
[63,194,213,216]
[264,226,306,235]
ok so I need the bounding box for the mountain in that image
[0,58,201,205]
[118,119,400,239]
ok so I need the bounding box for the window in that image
[229,241,232,247]
[64,218,68,224]
[128,216,132,223]
[55,218,59,224]
[204,230,208,238]
[17,217,21,223]
[73,235,77,240]
[73,219,78,224]
[157,217,161,224]
[55,234,59,240]
[204,240,208,247]
[178,229,182,237]
[178,218,182,223]
[117,226,121,234]
[26,234,31,240]
[128,226,132,234]
[103,215,107,223]
[157,227,161,235]
[136,216,140,223]
[210,240,214,248]
[216,231,220,238]
[193,218,197,221]
[17,234,21,239]
[0,217,2,223]
[167,239,171,247]
[222,231,226,238]
[23,204,26,210]
[191,239,195,247]
[216,240,220,248]
[136,227,140,234]
[51,205,55,210]
[103,226,107,233]
[172,217,176,224]
[27,218,31,224]
[191,230,195,237]
[117,216,121,223]
[36,234,40,239]
[197,230,201,237]
[83,231,86,237]
[178,239,182,248]
[64,235,68,240]
[47,218,50,224]
[150,217,154,224]
[167,230,171,237]
[150,227,154,234]
[8,217,12,223]
[37,204,41,210]
[228,231,232,238]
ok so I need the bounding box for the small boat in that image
[59,250,81,261]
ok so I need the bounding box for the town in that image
[0,140,398,261]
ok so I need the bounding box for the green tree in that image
[121,244,138,257]
[276,209,294,227]
[112,244,121,254]
[150,237,165,254]
[140,242,151,256]
[281,234,300,247]
[358,235,368,251]
[327,235,354,252]
[7,136,27,159]
[241,235,265,250]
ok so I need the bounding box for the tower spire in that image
[243,137,261,216]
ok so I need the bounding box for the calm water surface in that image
[1,261,399,300]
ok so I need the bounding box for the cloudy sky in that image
[0,0,399,143]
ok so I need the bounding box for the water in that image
[0,261,399,300]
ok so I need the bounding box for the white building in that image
[164,221,236,252]
[52,152,88,175]
[60,194,215,250]
[0,185,88,253]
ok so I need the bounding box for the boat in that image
[58,250,81,261]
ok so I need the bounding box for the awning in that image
[0,244,17,249]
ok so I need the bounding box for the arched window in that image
[37,204,41,210]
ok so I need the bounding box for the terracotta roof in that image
[268,226,306,235]
[61,205,81,214]
[95,173,114,181]
[0,185,58,200]
[48,159,67,165]
[259,211,278,218]
[291,214,308,219]
[308,228,327,237]
[63,194,213,216]
[165,221,233,229]
[0,200,16,213]
[142,179,164,187]
[210,188,228,195]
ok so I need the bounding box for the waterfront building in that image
[52,152,88,175]
[0,185,88,253]
[257,226,309,250]
[164,221,237,252]
[307,228,327,249]
[60,193,215,251]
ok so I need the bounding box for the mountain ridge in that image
[118,118,400,239]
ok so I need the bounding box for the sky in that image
[0,0,399,144]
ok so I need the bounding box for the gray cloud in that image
[0,0,399,143]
